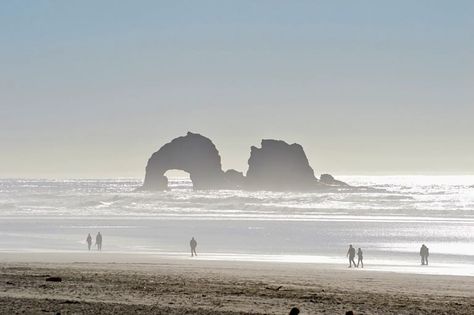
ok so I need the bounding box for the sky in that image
[0,1,473,178]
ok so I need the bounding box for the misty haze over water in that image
[0,176,473,276]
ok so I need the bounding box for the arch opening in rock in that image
[142,132,227,190]
[141,131,348,191]
[164,169,193,190]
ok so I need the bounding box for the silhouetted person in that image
[190,237,197,257]
[347,244,356,268]
[420,244,429,265]
[357,248,363,268]
[425,245,429,265]
[289,307,300,315]
[86,233,92,251]
[345,311,355,315]
[96,232,102,251]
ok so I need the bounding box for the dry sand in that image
[0,252,473,314]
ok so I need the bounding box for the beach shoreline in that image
[1,253,473,314]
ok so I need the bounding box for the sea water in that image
[0,176,473,276]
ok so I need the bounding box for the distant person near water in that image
[86,233,92,251]
[357,248,364,268]
[96,232,103,251]
[347,244,356,268]
[190,237,197,257]
[420,244,429,265]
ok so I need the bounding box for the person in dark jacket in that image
[96,232,102,251]
[420,244,429,265]
[347,244,356,268]
[289,307,300,315]
[357,248,364,268]
[86,233,92,251]
[190,237,197,257]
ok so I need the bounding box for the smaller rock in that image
[319,174,348,186]
[45,277,62,282]
[224,169,245,188]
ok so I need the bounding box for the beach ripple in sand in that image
[0,260,473,315]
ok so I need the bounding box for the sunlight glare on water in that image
[0,176,473,276]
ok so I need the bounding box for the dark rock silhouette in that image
[224,169,246,188]
[320,174,349,187]
[246,140,317,190]
[141,132,348,191]
[142,132,228,190]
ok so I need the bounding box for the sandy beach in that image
[0,252,473,314]
[2,0,473,312]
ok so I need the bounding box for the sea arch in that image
[142,132,226,190]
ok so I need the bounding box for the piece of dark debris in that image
[265,285,283,291]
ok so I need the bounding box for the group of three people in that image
[85,233,195,255]
[347,244,430,268]
[86,232,102,251]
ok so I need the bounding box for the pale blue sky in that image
[1,1,473,177]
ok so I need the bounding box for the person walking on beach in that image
[420,244,425,265]
[424,245,429,265]
[86,233,92,251]
[357,248,364,268]
[190,237,197,257]
[347,244,356,268]
[96,232,102,251]
[420,244,429,265]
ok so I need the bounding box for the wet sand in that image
[0,252,473,314]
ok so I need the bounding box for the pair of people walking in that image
[347,245,363,268]
[86,232,103,251]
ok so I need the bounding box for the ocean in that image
[0,176,473,276]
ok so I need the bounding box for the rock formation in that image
[141,132,348,191]
[224,169,246,188]
[245,140,318,190]
[319,174,349,187]
[142,132,227,190]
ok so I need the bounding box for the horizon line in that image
[1,173,474,181]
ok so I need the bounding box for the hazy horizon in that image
[1,1,473,178]
[2,171,474,181]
